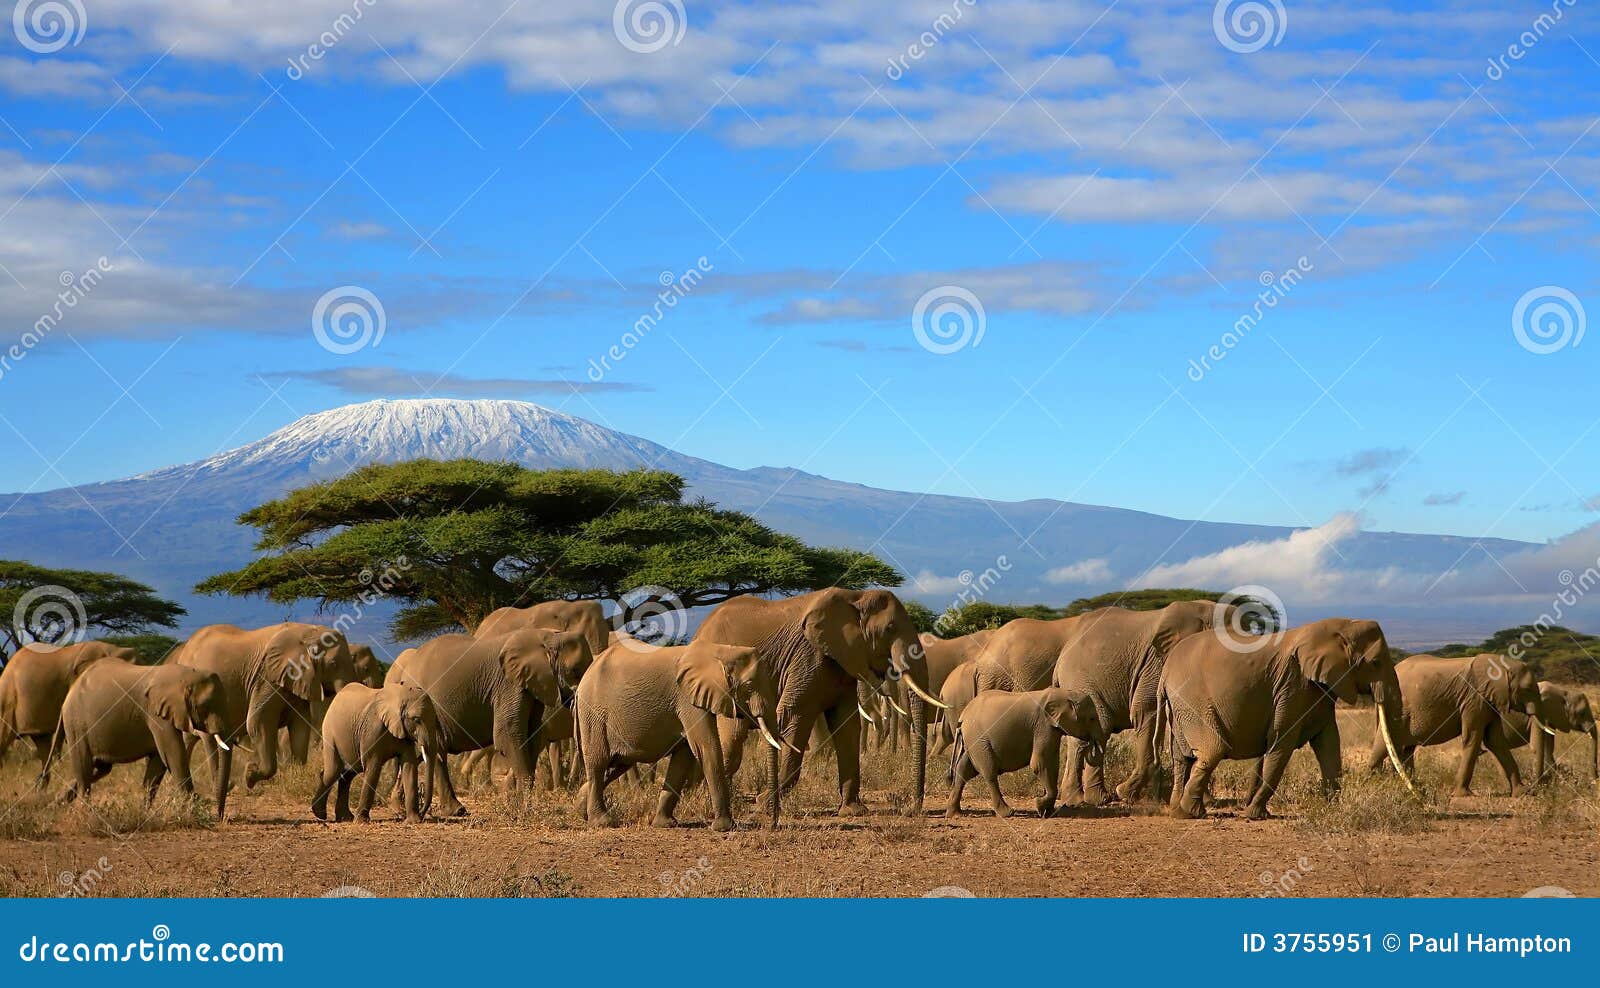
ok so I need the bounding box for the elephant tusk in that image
[212,734,231,752]
[902,677,949,711]
[419,744,429,764]
[885,696,909,718]
[1376,702,1420,798]
[756,718,784,752]
[856,702,876,725]
[1541,723,1557,737]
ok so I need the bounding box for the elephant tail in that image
[947,725,965,783]
[1154,677,1172,779]
[0,678,16,757]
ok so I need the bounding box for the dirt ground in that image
[3,706,1596,898]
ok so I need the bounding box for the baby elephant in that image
[313,682,441,823]
[947,687,1107,818]
[59,660,231,816]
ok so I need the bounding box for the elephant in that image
[919,630,994,751]
[977,601,1228,806]
[477,600,610,656]
[1502,682,1598,784]
[312,682,442,823]
[937,657,1016,745]
[694,587,943,818]
[574,640,783,830]
[946,687,1109,818]
[167,622,356,794]
[1161,617,1412,820]
[389,627,593,817]
[459,705,576,791]
[58,659,231,816]
[1364,653,1544,796]
[349,645,387,687]
[0,640,136,783]
[286,643,389,765]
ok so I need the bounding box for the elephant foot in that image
[311,803,328,821]
[710,816,735,833]
[1508,782,1526,797]
[994,804,1014,818]
[1060,791,1084,807]
[943,805,962,819]
[1082,787,1114,807]
[837,800,869,817]
[334,810,354,823]
[1170,800,1205,820]
[649,813,678,829]
[355,811,371,823]
[1243,803,1271,821]
[1035,797,1056,818]
[404,812,422,824]
[1114,780,1146,803]
[439,801,469,818]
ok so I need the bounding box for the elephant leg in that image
[63,738,92,804]
[213,746,232,820]
[685,713,735,831]
[1240,758,1263,806]
[1079,735,1110,806]
[311,749,340,821]
[544,741,562,791]
[1115,714,1158,803]
[151,726,194,798]
[286,709,312,766]
[244,694,284,788]
[29,735,55,787]
[432,753,468,817]
[651,743,697,828]
[1455,727,1485,796]
[1243,748,1293,820]
[1364,736,1389,774]
[972,743,1011,818]
[774,709,817,797]
[944,745,976,817]
[1483,726,1525,796]
[333,770,355,822]
[1060,738,1086,805]
[583,747,615,828]
[399,757,421,823]
[1532,729,1550,786]
[1036,735,1061,818]
[141,755,167,803]
[1172,750,1220,819]
[821,700,869,816]
[1309,723,1342,799]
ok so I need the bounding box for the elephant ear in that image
[262,628,319,703]
[500,633,560,708]
[675,644,744,718]
[1480,655,1519,711]
[1042,690,1096,741]
[1294,626,1358,704]
[378,686,408,739]
[143,673,192,731]
[802,592,871,681]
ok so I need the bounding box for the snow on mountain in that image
[0,398,1545,648]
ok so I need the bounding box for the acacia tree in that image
[0,561,185,666]
[198,459,901,639]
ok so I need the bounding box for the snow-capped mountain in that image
[0,398,1541,648]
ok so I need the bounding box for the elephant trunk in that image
[910,693,926,815]
[1372,676,1419,797]
[766,733,780,828]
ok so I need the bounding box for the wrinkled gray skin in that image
[1366,654,1545,795]
[313,682,442,823]
[168,623,356,799]
[390,628,592,817]
[937,658,1015,746]
[574,640,778,830]
[0,641,136,785]
[477,600,611,657]
[1502,682,1599,784]
[978,601,1227,806]
[919,631,994,753]
[1162,618,1405,820]
[289,643,388,765]
[946,687,1108,818]
[460,705,575,790]
[696,588,937,817]
[59,660,230,816]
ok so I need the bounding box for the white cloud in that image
[1143,513,1379,602]
[911,570,969,594]
[1045,558,1113,584]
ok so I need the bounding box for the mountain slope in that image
[0,398,1537,646]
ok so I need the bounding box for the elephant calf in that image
[937,657,1016,748]
[1495,681,1595,785]
[313,683,441,823]
[59,660,231,816]
[946,687,1107,818]
[575,640,781,831]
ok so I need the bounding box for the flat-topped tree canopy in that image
[198,458,901,640]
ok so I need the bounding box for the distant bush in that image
[1431,625,1600,684]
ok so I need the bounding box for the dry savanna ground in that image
[2,698,1597,898]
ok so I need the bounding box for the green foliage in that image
[101,633,182,665]
[926,600,1068,638]
[199,459,901,640]
[0,561,185,663]
[1431,625,1600,684]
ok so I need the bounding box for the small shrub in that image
[1292,773,1433,836]
[0,792,56,840]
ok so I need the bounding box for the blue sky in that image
[2,0,1598,547]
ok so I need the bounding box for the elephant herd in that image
[0,591,1594,831]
